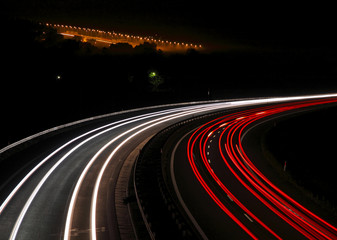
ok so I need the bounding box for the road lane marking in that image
[227,195,234,202]
[7,93,337,239]
[9,107,208,240]
[90,104,235,240]
[244,213,254,223]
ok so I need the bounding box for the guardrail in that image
[133,111,225,239]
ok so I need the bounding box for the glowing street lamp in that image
[149,71,157,78]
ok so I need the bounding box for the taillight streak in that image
[233,103,337,239]
[224,113,326,239]
[187,127,259,240]
[186,98,337,239]
[89,104,235,240]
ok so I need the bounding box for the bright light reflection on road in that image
[4,93,337,240]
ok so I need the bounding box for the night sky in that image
[3,0,337,51]
[1,0,337,148]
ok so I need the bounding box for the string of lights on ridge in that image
[46,23,203,51]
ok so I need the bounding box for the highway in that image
[172,97,337,239]
[1,94,337,240]
[0,101,250,240]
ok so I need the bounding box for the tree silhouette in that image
[109,42,133,54]
[148,70,164,91]
[134,42,157,54]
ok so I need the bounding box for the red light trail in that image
[187,98,337,239]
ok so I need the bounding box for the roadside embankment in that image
[259,104,337,224]
[132,110,228,239]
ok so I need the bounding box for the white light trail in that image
[0,122,114,215]
[1,108,187,216]
[63,111,188,240]
[8,103,227,240]
[64,104,228,240]
[5,93,337,240]
[8,108,199,240]
[89,93,337,240]
[60,33,75,37]
[89,103,237,240]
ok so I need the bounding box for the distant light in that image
[52,22,204,52]
[56,75,62,80]
[149,72,157,78]
[60,33,75,37]
[219,122,228,127]
[256,111,266,115]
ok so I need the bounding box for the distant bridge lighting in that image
[45,23,203,52]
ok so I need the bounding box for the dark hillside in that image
[265,105,337,215]
[2,17,337,149]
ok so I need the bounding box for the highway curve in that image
[1,94,337,240]
[171,97,337,239]
[0,100,256,240]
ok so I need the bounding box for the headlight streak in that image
[9,111,168,240]
[85,104,233,240]
[4,93,337,240]
[65,108,203,240]
[1,108,191,215]
[63,111,186,240]
[65,102,251,240]
[2,93,337,157]
[9,105,219,240]
[62,105,219,240]
[187,98,337,239]
[0,111,156,216]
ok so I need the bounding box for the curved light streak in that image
[2,107,189,216]
[4,93,337,239]
[88,104,238,240]
[9,106,210,240]
[63,103,239,239]
[186,98,337,239]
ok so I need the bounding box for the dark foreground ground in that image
[265,105,337,219]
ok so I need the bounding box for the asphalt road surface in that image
[172,97,337,239]
[1,94,337,240]
[0,101,249,240]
